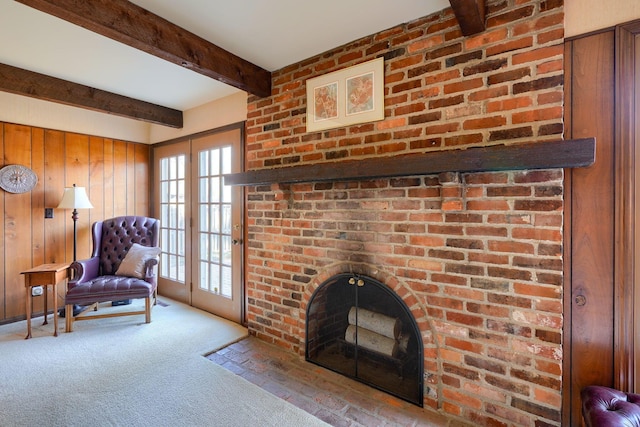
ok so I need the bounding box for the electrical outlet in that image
[31,286,43,297]
[44,208,54,219]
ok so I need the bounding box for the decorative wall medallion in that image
[0,164,38,194]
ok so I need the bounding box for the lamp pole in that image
[57,183,93,317]
[72,207,79,261]
[57,183,93,262]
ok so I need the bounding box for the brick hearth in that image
[208,336,451,426]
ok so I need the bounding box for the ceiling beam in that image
[449,0,486,36]
[15,0,272,97]
[0,63,183,128]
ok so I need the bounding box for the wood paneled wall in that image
[0,122,151,323]
[563,29,616,425]
[563,21,640,425]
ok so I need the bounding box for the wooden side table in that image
[21,263,70,339]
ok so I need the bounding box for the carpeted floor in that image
[0,298,330,427]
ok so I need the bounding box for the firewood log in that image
[345,324,399,357]
[348,306,401,339]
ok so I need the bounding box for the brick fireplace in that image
[242,1,568,425]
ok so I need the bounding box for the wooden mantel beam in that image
[15,0,272,97]
[449,0,486,36]
[0,63,183,127]
[224,138,596,186]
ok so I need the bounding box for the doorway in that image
[153,125,244,323]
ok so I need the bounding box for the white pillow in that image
[115,243,161,279]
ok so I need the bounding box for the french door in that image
[153,126,244,323]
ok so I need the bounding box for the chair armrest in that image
[144,257,159,283]
[69,257,100,285]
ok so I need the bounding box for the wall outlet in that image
[31,286,43,296]
[44,208,54,219]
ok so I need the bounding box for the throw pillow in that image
[115,243,161,279]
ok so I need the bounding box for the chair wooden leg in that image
[145,297,151,323]
[65,304,73,332]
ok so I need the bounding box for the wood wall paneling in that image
[4,124,34,319]
[134,143,150,216]
[103,139,115,220]
[30,127,45,314]
[44,130,67,265]
[562,39,574,427]
[635,31,640,392]
[614,21,640,394]
[89,136,106,232]
[113,140,128,216]
[0,124,5,320]
[64,133,91,261]
[564,30,616,425]
[44,130,67,310]
[0,121,151,323]
[126,143,135,215]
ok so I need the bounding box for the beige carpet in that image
[0,299,329,427]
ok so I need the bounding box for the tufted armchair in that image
[64,216,160,332]
[582,385,640,426]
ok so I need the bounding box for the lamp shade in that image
[57,185,94,209]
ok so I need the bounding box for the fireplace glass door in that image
[306,274,423,406]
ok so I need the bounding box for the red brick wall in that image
[244,1,565,425]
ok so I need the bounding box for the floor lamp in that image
[57,184,94,262]
[57,184,93,317]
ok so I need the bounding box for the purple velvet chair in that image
[582,385,640,426]
[64,216,160,332]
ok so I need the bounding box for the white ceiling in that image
[0,0,450,112]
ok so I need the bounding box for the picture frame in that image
[306,57,384,132]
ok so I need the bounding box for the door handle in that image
[348,277,365,287]
[232,239,243,245]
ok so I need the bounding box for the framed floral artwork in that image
[306,57,384,132]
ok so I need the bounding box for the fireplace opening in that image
[306,273,423,406]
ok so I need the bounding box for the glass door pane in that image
[197,147,233,298]
[191,128,243,322]
[159,155,186,282]
[154,141,190,303]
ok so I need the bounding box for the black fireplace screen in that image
[306,273,423,406]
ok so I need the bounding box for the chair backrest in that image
[92,216,160,276]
